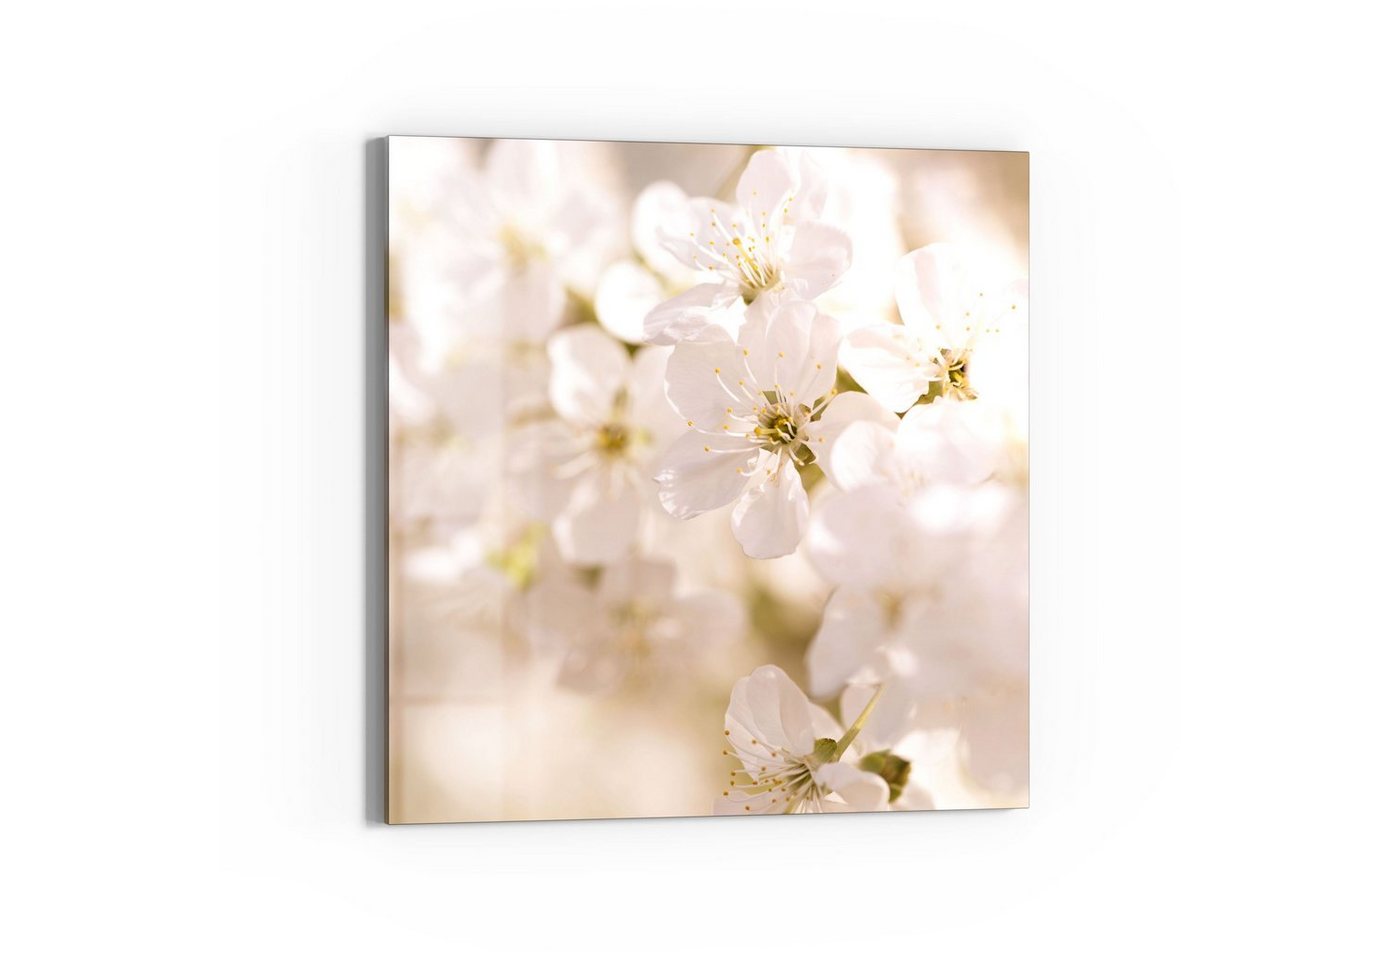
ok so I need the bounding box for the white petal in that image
[737,300,840,404]
[730,456,808,559]
[774,147,829,222]
[896,243,1024,353]
[839,324,933,413]
[782,221,853,300]
[595,260,664,344]
[662,328,757,430]
[894,243,961,343]
[814,762,890,812]
[737,149,801,229]
[641,282,743,345]
[546,325,629,425]
[656,197,743,282]
[827,419,898,491]
[806,587,885,697]
[654,430,755,520]
[808,703,844,742]
[726,665,816,756]
[553,472,640,564]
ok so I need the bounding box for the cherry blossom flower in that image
[714,665,889,814]
[521,556,744,693]
[840,243,1026,413]
[653,300,853,558]
[511,325,682,565]
[641,149,852,345]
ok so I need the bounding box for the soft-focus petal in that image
[955,682,1030,797]
[553,472,640,564]
[595,260,665,344]
[520,575,598,656]
[805,390,898,477]
[631,181,695,277]
[806,587,885,697]
[840,683,916,752]
[896,401,1003,486]
[464,257,566,346]
[546,325,629,425]
[730,456,809,559]
[671,591,746,650]
[485,139,561,210]
[827,419,897,491]
[627,344,684,444]
[807,485,924,590]
[507,419,587,520]
[598,555,677,607]
[654,430,755,520]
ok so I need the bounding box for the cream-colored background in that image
[4,1,1397,957]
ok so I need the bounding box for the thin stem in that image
[833,685,883,760]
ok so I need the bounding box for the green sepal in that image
[810,737,840,765]
[858,750,912,804]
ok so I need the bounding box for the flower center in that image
[498,222,547,270]
[938,348,977,401]
[724,748,825,813]
[751,397,813,463]
[732,239,779,303]
[608,600,657,657]
[594,421,633,457]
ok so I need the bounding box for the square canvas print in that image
[386,136,1028,823]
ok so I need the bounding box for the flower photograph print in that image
[386,136,1028,823]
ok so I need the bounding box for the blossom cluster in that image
[388,138,1028,821]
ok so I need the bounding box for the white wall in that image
[4,2,1396,956]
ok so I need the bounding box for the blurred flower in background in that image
[388,137,1028,823]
